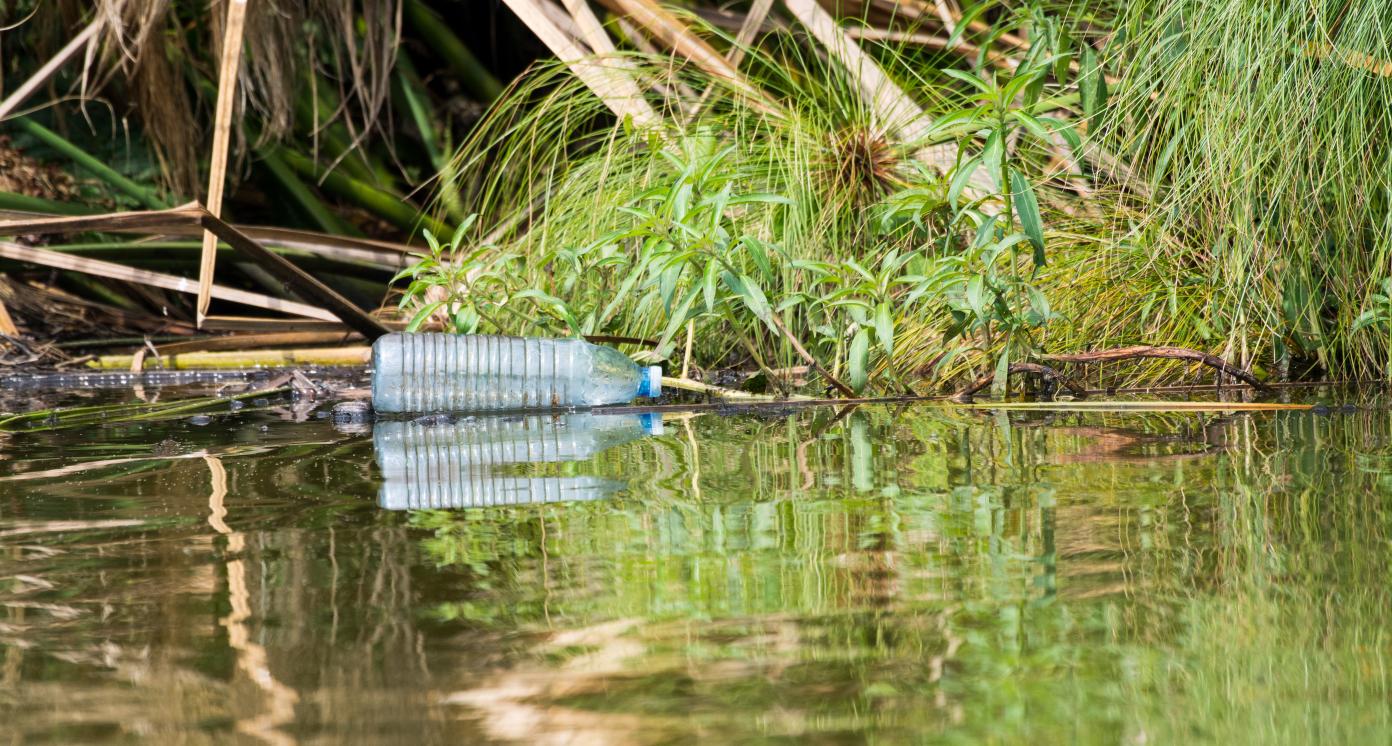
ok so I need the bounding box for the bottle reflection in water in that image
[374,412,663,510]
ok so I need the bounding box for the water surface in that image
[1,384,1389,743]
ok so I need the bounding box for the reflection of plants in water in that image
[412,406,1392,742]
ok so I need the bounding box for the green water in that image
[1,385,1389,743]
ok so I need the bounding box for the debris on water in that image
[331,401,372,433]
[371,333,662,413]
[228,400,244,411]
[332,401,371,422]
[412,413,454,426]
[253,398,269,407]
[188,415,212,426]
[1311,404,1331,416]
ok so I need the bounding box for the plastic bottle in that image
[371,333,663,413]
[373,412,663,510]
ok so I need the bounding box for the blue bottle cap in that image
[637,366,663,398]
[638,412,665,435]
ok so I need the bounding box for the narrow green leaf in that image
[949,155,981,209]
[1009,168,1046,268]
[991,346,1011,398]
[849,328,870,393]
[983,129,1004,191]
[874,301,894,356]
[406,301,444,332]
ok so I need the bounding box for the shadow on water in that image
[0,383,1389,743]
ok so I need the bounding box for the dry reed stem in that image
[0,238,336,321]
[197,0,249,325]
[0,19,103,121]
[502,0,661,127]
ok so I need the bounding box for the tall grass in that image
[1101,0,1392,379]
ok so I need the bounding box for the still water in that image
[0,382,1389,743]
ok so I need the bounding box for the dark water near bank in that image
[1,383,1390,744]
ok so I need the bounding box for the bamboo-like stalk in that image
[395,56,466,222]
[198,212,392,339]
[90,346,372,370]
[661,375,811,401]
[0,190,101,216]
[11,118,169,210]
[403,0,505,102]
[154,331,363,355]
[278,149,451,237]
[258,148,362,237]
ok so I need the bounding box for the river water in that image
[0,382,1388,743]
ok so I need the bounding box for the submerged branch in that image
[768,312,856,398]
[953,362,1087,401]
[1040,345,1271,391]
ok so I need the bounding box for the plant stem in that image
[278,149,452,237]
[395,55,468,221]
[259,148,363,237]
[11,117,170,210]
[0,190,101,216]
[403,0,505,102]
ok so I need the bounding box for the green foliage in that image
[1101,0,1392,379]
[1353,278,1392,376]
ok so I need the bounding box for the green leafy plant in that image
[920,50,1077,392]
[1352,278,1392,377]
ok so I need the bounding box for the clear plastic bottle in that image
[371,333,663,413]
[373,412,663,510]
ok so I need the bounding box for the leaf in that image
[848,328,870,393]
[941,68,993,93]
[1010,168,1046,268]
[983,129,1004,191]
[966,275,987,321]
[657,285,701,352]
[702,259,719,312]
[450,213,477,251]
[1352,309,1381,333]
[405,300,444,332]
[726,192,795,206]
[744,236,773,281]
[949,155,982,209]
[1012,111,1053,143]
[874,301,894,356]
[1080,45,1109,121]
[947,2,990,47]
[1027,285,1052,321]
[991,346,1011,398]
[453,306,480,334]
[722,271,774,330]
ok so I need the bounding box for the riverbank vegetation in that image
[1,1,1389,398]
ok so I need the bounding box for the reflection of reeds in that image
[205,456,300,746]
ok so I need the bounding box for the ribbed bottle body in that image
[372,333,644,413]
